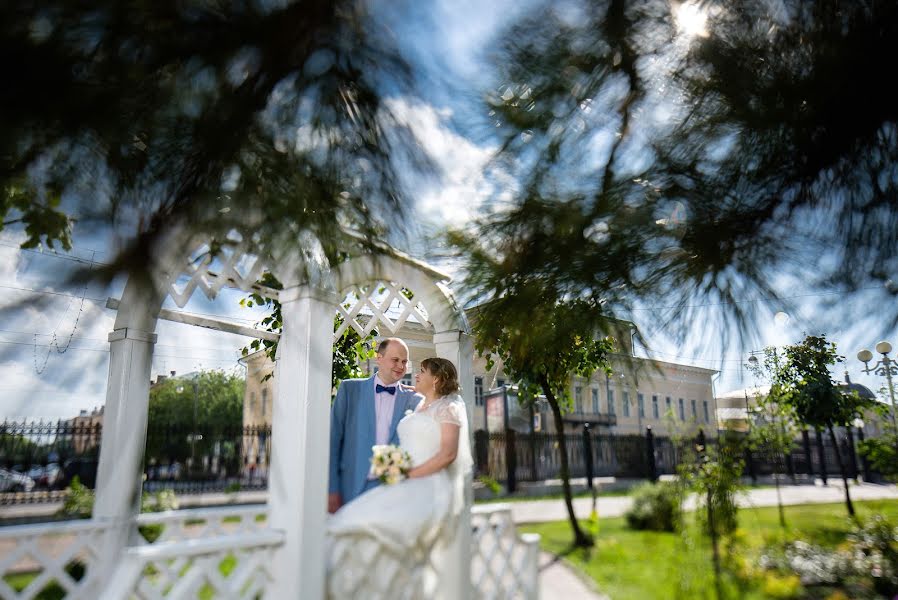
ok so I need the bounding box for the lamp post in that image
[857,341,898,432]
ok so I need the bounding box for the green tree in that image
[857,388,898,482]
[746,347,801,529]
[1,0,430,284]
[145,370,245,467]
[471,297,615,548]
[773,335,876,518]
[677,431,744,600]
[467,0,898,347]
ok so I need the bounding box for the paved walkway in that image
[524,482,898,599]
[508,481,898,524]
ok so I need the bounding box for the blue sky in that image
[1,0,894,418]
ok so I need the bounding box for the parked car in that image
[0,469,35,492]
[34,463,63,489]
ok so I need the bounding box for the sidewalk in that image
[507,481,898,524]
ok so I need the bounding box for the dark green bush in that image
[625,481,681,532]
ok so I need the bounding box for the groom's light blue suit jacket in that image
[329,375,421,504]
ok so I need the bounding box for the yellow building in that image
[239,320,718,438]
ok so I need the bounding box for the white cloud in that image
[387,98,496,229]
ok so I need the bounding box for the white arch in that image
[92,234,473,599]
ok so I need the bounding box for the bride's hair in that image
[420,357,460,396]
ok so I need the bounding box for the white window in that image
[475,377,484,406]
[703,400,710,422]
[592,388,600,413]
[652,395,659,419]
[638,393,645,418]
[622,391,630,417]
[575,386,583,413]
[607,389,615,415]
[691,399,697,419]
[678,398,685,420]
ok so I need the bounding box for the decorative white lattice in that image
[134,505,270,545]
[471,505,540,600]
[123,533,280,600]
[334,281,431,341]
[327,532,437,599]
[0,519,107,600]
[166,230,269,308]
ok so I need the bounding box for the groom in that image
[328,337,422,513]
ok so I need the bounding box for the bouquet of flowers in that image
[370,444,412,485]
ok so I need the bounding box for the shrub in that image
[761,573,802,599]
[59,476,94,518]
[624,481,680,532]
[477,475,502,496]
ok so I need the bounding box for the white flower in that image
[404,409,413,416]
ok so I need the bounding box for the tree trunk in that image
[540,375,593,548]
[774,470,786,529]
[827,425,855,518]
[708,487,723,600]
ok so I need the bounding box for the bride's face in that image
[414,366,439,395]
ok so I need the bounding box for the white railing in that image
[0,518,108,600]
[471,505,540,600]
[102,530,284,600]
[1,503,539,599]
[134,504,270,545]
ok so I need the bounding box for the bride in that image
[326,357,473,599]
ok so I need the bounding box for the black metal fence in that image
[0,420,272,504]
[0,418,882,505]
[474,425,878,493]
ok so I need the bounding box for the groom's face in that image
[375,341,409,385]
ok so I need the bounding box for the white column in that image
[92,326,157,591]
[434,329,475,600]
[266,283,336,599]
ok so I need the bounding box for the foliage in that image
[773,335,877,517]
[680,434,744,540]
[145,370,244,465]
[477,475,502,496]
[2,0,430,286]
[774,336,873,430]
[58,476,93,519]
[858,393,898,481]
[239,272,377,391]
[746,347,802,527]
[625,481,681,532]
[1,177,71,250]
[677,431,745,599]
[471,296,615,547]
[59,476,179,522]
[858,434,898,481]
[472,298,615,414]
[448,0,898,356]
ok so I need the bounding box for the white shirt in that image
[373,374,398,446]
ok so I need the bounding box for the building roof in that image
[715,385,769,401]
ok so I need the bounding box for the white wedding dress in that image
[326,395,472,600]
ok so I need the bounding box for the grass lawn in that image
[520,500,898,599]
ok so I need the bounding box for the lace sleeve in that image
[434,398,463,426]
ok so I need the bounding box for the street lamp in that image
[857,341,898,431]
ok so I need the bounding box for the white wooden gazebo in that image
[0,228,539,599]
